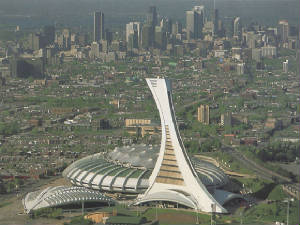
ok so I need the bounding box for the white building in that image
[261,45,277,57]
[283,60,289,73]
[126,22,141,43]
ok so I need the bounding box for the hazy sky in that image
[0,0,299,28]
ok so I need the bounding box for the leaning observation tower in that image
[135,78,227,213]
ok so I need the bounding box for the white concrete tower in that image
[135,78,227,213]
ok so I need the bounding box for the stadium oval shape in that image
[62,144,229,193]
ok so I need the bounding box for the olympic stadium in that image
[62,144,230,193]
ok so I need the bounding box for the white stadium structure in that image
[62,146,230,193]
[23,186,114,214]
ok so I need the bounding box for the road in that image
[221,144,292,183]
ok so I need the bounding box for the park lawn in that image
[243,200,299,225]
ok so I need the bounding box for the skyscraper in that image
[186,11,195,40]
[278,20,289,43]
[94,11,104,42]
[186,8,203,40]
[144,6,157,47]
[43,25,55,46]
[198,105,210,125]
[141,24,152,49]
[147,6,158,28]
[171,21,182,35]
[213,9,219,36]
[126,22,141,44]
[154,26,167,50]
[193,5,205,24]
[233,17,241,40]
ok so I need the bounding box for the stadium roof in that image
[23,186,114,214]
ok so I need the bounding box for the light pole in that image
[155,203,158,220]
[283,198,294,225]
[240,210,243,225]
[195,207,199,224]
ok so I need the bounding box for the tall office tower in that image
[278,20,289,43]
[193,5,205,24]
[160,18,170,33]
[171,21,182,35]
[104,29,112,44]
[197,105,210,125]
[136,78,227,213]
[233,17,242,40]
[126,22,141,44]
[141,24,152,49]
[147,6,158,28]
[193,6,204,39]
[94,11,104,42]
[213,9,219,36]
[186,11,195,40]
[154,26,167,50]
[127,31,139,50]
[165,18,173,34]
[145,6,157,47]
[28,33,42,50]
[223,17,234,38]
[43,25,55,46]
[186,8,203,40]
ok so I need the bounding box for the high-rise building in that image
[127,32,139,50]
[141,24,152,49]
[278,20,289,43]
[186,11,195,40]
[160,18,172,34]
[43,25,55,46]
[233,17,241,40]
[197,105,210,124]
[147,6,158,28]
[28,33,43,50]
[144,6,157,47]
[171,21,182,35]
[126,22,141,45]
[94,11,104,42]
[213,9,219,36]
[154,26,166,50]
[193,5,205,23]
[186,8,203,40]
